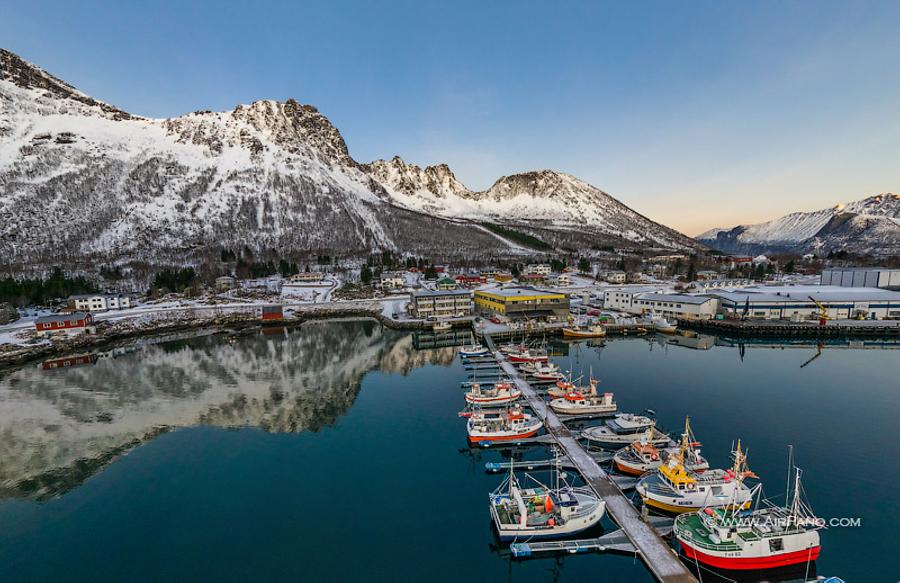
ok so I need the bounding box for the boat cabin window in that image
[769,538,783,552]
[678,484,685,490]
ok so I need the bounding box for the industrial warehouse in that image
[473,287,569,320]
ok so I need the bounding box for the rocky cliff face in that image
[1,47,703,270]
[698,194,900,256]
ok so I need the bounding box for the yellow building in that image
[474,287,569,319]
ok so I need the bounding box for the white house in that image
[525,263,552,276]
[379,271,406,290]
[67,294,131,312]
[602,270,627,284]
[547,273,571,287]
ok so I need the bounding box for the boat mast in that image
[785,444,794,507]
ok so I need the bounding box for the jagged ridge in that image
[1,47,703,269]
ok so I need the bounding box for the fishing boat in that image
[519,361,559,375]
[464,381,522,406]
[433,321,452,332]
[459,343,490,358]
[636,440,758,514]
[581,414,669,449]
[550,390,616,416]
[505,347,549,364]
[547,378,576,398]
[613,417,709,476]
[562,325,607,339]
[467,406,543,443]
[533,369,566,382]
[649,314,677,334]
[489,457,606,541]
[674,462,821,570]
[499,342,527,354]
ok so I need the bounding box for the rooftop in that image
[36,312,90,323]
[636,293,715,305]
[709,285,900,303]
[475,286,565,298]
[411,289,471,298]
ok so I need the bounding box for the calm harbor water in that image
[0,320,896,582]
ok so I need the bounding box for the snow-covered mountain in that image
[364,157,701,250]
[0,48,701,270]
[697,194,900,256]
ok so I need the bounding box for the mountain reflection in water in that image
[0,319,454,500]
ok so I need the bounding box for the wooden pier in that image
[483,333,697,583]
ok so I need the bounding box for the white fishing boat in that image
[464,381,522,406]
[648,313,677,334]
[581,414,670,449]
[613,417,709,475]
[459,343,489,358]
[636,440,758,513]
[489,457,606,541]
[549,379,617,416]
[467,406,543,443]
[519,361,559,375]
[433,321,452,332]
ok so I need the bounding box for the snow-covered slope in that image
[698,194,900,256]
[0,47,702,268]
[365,159,703,250]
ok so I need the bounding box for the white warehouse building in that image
[820,268,900,290]
[632,293,719,321]
[709,286,900,321]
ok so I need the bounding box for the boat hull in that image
[562,328,606,338]
[680,542,821,570]
[641,496,751,514]
[507,355,549,363]
[464,393,521,405]
[468,428,540,443]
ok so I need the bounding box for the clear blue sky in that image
[3,0,899,234]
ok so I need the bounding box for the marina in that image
[481,333,697,582]
[0,319,893,581]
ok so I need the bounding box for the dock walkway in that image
[483,334,696,583]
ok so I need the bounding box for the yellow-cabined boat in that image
[636,439,758,514]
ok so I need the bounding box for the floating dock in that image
[509,516,675,557]
[483,333,697,583]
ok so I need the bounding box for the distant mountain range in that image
[0,48,703,270]
[697,194,900,257]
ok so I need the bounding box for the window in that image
[769,538,784,552]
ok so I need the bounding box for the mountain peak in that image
[0,47,133,120]
[363,156,471,199]
[697,192,900,256]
